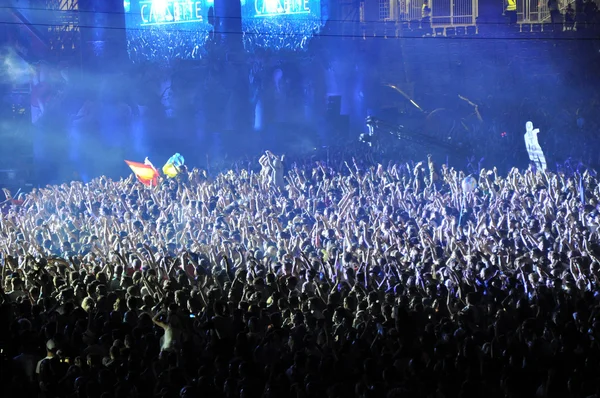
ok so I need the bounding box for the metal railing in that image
[379,0,392,20]
[517,0,559,22]
[516,0,594,23]
[397,0,478,26]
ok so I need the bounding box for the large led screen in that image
[124,0,214,62]
[241,0,323,51]
[124,0,324,59]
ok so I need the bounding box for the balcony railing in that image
[362,0,478,27]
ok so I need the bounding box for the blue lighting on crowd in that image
[242,16,322,51]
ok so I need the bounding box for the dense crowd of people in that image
[2,149,600,398]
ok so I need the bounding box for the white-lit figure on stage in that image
[524,121,547,171]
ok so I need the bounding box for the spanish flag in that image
[125,160,159,186]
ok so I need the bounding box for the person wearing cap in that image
[36,339,59,393]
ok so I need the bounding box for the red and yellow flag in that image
[125,160,159,187]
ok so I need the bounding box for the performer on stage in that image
[524,121,547,171]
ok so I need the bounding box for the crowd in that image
[2,149,600,398]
